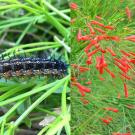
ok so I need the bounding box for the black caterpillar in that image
[0,57,68,79]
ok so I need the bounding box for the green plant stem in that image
[38,126,49,135]
[38,114,63,135]
[0,83,34,101]
[36,107,58,117]
[54,36,71,53]
[17,1,68,37]
[45,113,70,135]
[1,42,60,58]
[13,75,70,127]
[61,80,68,113]
[0,80,59,106]
[0,99,26,125]
[43,1,70,21]
[61,80,71,135]
[15,22,33,46]
[0,119,6,135]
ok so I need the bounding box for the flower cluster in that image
[72,81,91,97]
[71,2,135,134]
[75,14,135,98]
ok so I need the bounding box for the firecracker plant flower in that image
[71,0,135,135]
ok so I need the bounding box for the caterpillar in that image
[0,57,68,79]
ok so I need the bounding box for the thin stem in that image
[0,99,26,125]
[43,1,70,21]
[0,80,58,106]
[14,75,70,127]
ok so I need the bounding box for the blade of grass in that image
[13,75,70,127]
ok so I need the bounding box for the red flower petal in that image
[87,23,96,35]
[86,56,92,65]
[69,2,78,10]
[104,107,119,113]
[94,27,106,34]
[106,48,116,56]
[104,25,115,30]
[95,15,103,20]
[87,48,99,57]
[91,20,104,27]
[105,67,115,78]
[100,118,111,125]
[125,6,131,21]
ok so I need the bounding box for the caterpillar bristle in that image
[0,56,68,80]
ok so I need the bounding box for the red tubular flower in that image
[125,35,135,42]
[99,48,106,53]
[94,27,106,34]
[114,58,127,67]
[86,56,92,65]
[71,77,77,82]
[122,56,131,63]
[104,25,115,30]
[96,54,108,74]
[103,35,120,42]
[104,107,119,113]
[129,59,135,64]
[69,2,78,10]
[85,81,92,84]
[100,117,112,125]
[87,23,96,35]
[105,116,113,121]
[96,57,102,73]
[84,43,94,53]
[99,76,105,81]
[130,52,135,56]
[71,64,90,73]
[80,97,90,105]
[70,18,76,24]
[111,36,120,42]
[114,62,128,73]
[91,20,104,27]
[120,72,132,80]
[91,38,98,45]
[97,35,105,41]
[106,47,116,56]
[94,43,100,49]
[120,50,131,57]
[126,38,135,42]
[101,54,108,66]
[79,66,90,73]
[104,67,115,78]
[77,29,91,41]
[80,35,91,41]
[87,48,99,57]
[72,82,91,96]
[122,57,132,69]
[125,35,135,39]
[125,6,131,21]
[96,15,103,20]
[124,83,128,98]
[114,57,132,71]
[78,89,85,96]
[77,29,82,41]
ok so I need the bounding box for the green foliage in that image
[0,0,70,135]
